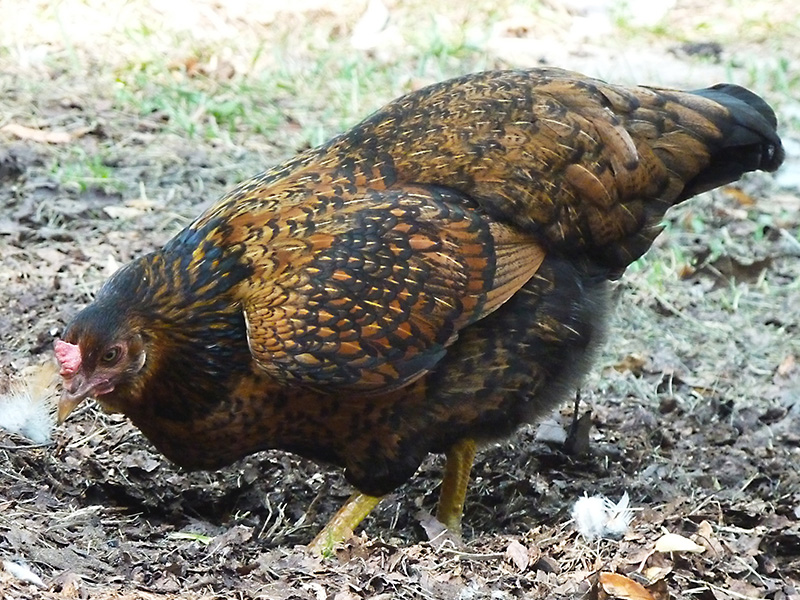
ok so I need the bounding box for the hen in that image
[54,68,783,552]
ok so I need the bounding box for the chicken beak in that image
[57,374,117,424]
[57,392,85,425]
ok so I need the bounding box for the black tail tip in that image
[706,83,777,127]
[694,83,785,173]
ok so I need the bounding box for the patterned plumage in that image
[55,68,783,549]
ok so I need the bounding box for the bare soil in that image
[1,1,799,598]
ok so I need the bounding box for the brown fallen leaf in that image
[645,577,670,600]
[415,510,462,550]
[612,353,647,375]
[50,572,84,598]
[207,525,254,556]
[693,254,772,285]
[2,123,73,144]
[722,186,756,206]
[641,565,672,584]
[599,572,655,600]
[119,451,161,473]
[505,539,529,571]
[694,520,724,555]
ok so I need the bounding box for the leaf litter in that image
[1,0,799,598]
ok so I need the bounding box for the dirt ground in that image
[1,1,799,598]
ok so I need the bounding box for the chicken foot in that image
[436,437,477,535]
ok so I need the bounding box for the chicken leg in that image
[436,438,477,534]
[308,438,477,554]
[307,492,382,555]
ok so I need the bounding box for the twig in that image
[0,442,52,450]
[732,555,767,586]
[65,426,106,449]
[439,548,506,561]
[779,227,800,253]
[686,494,720,517]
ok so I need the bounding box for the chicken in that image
[54,68,783,552]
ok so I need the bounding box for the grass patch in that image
[113,66,289,141]
[106,15,497,145]
[49,147,128,195]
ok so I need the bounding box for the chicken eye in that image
[101,347,121,364]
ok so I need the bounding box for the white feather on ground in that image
[0,361,59,444]
[571,492,634,540]
[1,560,46,588]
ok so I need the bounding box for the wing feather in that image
[237,184,545,392]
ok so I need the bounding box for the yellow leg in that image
[436,438,477,535]
[308,492,382,555]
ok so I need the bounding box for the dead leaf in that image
[120,451,160,473]
[207,525,253,555]
[777,354,796,377]
[613,353,647,375]
[103,205,145,220]
[724,575,767,598]
[50,572,84,598]
[2,123,73,144]
[678,262,696,279]
[532,554,560,574]
[599,572,655,600]
[331,532,373,563]
[646,577,670,600]
[505,540,529,571]
[415,510,462,550]
[723,186,756,206]
[303,582,327,600]
[654,532,706,554]
[565,409,592,456]
[641,565,672,584]
[694,520,724,555]
[695,254,772,285]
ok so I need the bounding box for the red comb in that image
[54,339,82,376]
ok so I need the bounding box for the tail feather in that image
[681,84,784,199]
